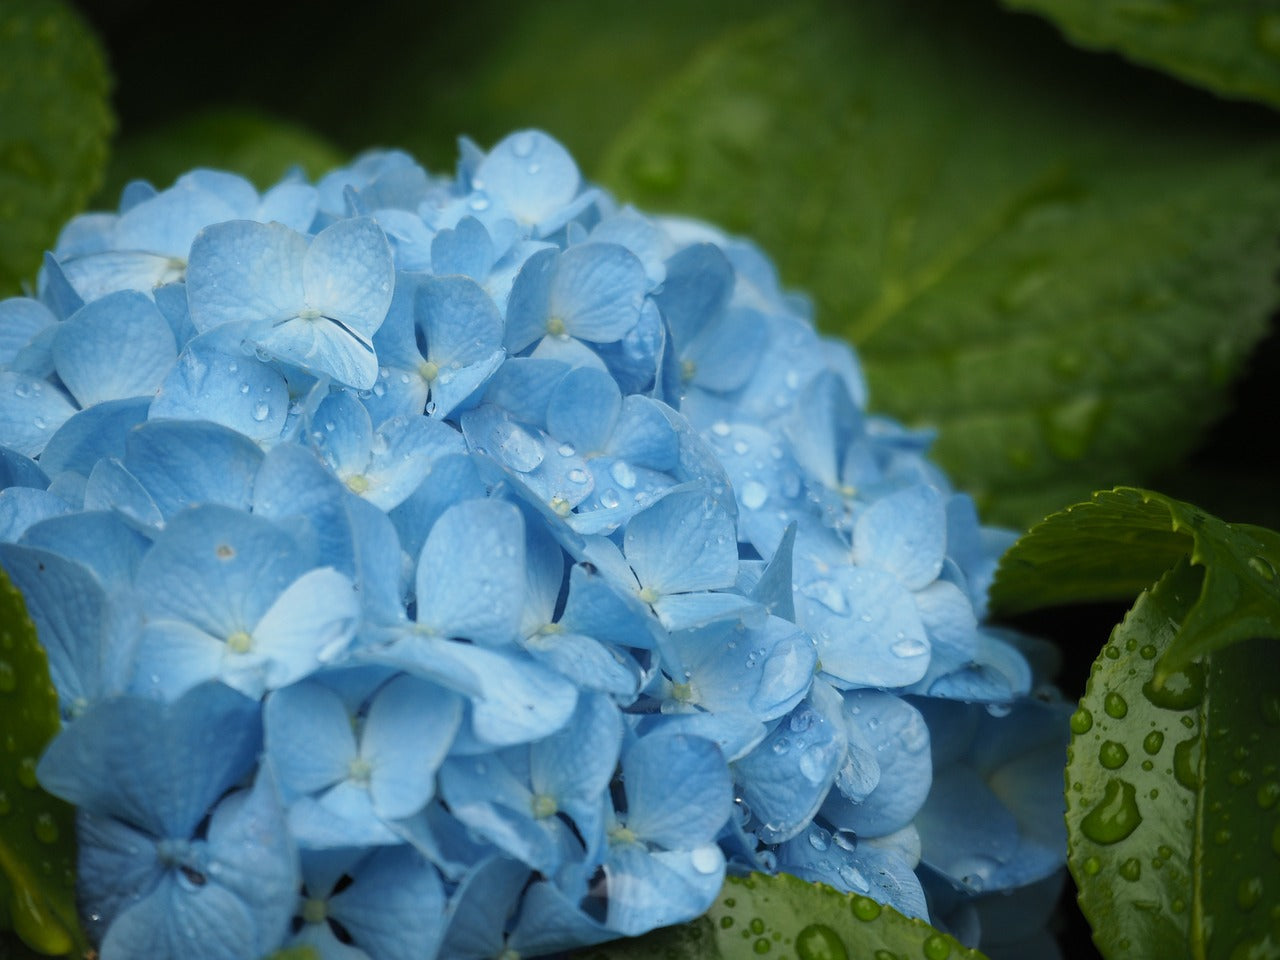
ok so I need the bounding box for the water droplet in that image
[795,923,847,960]
[1104,692,1128,719]
[16,756,38,788]
[808,829,830,851]
[600,489,620,509]
[1080,778,1142,844]
[750,918,765,935]
[468,192,490,212]
[740,480,768,510]
[837,863,869,893]
[1043,393,1104,462]
[1257,13,1280,58]
[1099,741,1129,769]
[753,937,771,954]
[1257,781,1280,810]
[251,401,269,422]
[851,896,881,921]
[1237,875,1264,911]
[1070,708,1094,735]
[790,711,814,733]
[0,661,14,693]
[772,737,791,755]
[891,634,927,658]
[1171,898,1185,914]
[799,745,827,782]
[567,468,588,484]
[690,846,719,874]
[511,132,537,158]
[1143,662,1205,711]
[721,916,735,929]
[1249,555,1277,582]
[33,812,58,844]
[1119,858,1141,882]
[1228,767,1253,787]
[1143,731,1164,755]
[1082,856,1102,875]
[1139,644,1157,660]
[985,701,1012,718]
[1173,735,1201,789]
[923,934,951,960]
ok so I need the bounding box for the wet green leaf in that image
[990,487,1280,674]
[1002,0,1280,111]
[570,872,984,960]
[0,0,112,295]
[1064,559,1280,960]
[599,1,1280,527]
[96,106,345,203]
[260,946,318,960]
[0,569,84,956]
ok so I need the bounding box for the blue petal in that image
[187,220,308,332]
[853,484,946,590]
[19,510,149,591]
[364,674,461,819]
[439,756,559,873]
[99,870,257,960]
[477,131,581,230]
[302,217,394,344]
[247,567,360,693]
[624,487,738,595]
[622,730,731,850]
[438,857,527,959]
[551,243,646,344]
[328,846,446,960]
[53,290,177,407]
[431,216,495,278]
[507,878,615,956]
[0,371,75,457]
[264,679,357,799]
[75,813,163,947]
[126,420,263,518]
[604,844,724,937]
[37,682,261,838]
[504,247,557,353]
[0,488,69,542]
[415,498,525,645]
[310,392,375,479]
[653,243,733,350]
[821,691,932,838]
[0,297,55,366]
[39,397,149,479]
[545,366,620,455]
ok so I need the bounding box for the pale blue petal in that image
[438,857,526,959]
[439,756,559,873]
[915,765,1021,894]
[39,397,149,479]
[0,487,69,542]
[253,567,361,689]
[362,415,453,509]
[431,216,494,278]
[477,131,580,228]
[652,591,757,633]
[624,487,738,595]
[116,178,240,255]
[416,498,525,645]
[0,445,48,489]
[822,691,932,838]
[264,680,357,798]
[419,275,503,367]
[545,366,620,455]
[606,396,679,468]
[604,844,724,937]
[0,371,75,456]
[125,420,263,517]
[151,334,289,444]
[54,290,177,407]
[734,681,845,844]
[623,731,731,849]
[778,825,928,919]
[187,219,307,331]
[39,252,85,320]
[507,879,614,957]
[255,313,380,390]
[640,711,766,763]
[522,631,640,697]
[19,510,148,590]
[387,450,483,562]
[75,813,163,947]
[130,619,229,701]
[303,217,394,341]
[551,243,646,343]
[290,780,402,849]
[589,208,667,285]
[311,392,375,479]
[653,243,732,350]
[503,246,557,353]
[682,306,767,393]
[99,872,257,960]
[364,674,461,819]
[0,297,55,365]
[853,484,946,590]
[258,180,319,232]
[530,692,622,813]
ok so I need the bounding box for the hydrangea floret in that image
[0,130,1071,960]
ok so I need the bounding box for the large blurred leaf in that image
[96,107,345,203]
[1063,560,1280,960]
[0,570,84,956]
[600,1,1280,527]
[1002,0,1280,111]
[990,487,1280,675]
[572,873,984,960]
[0,0,112,295]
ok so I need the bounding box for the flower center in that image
[670,681,695,703]
[637,586,660,605]
[302,898,328,925]
[608,824,639,846]
[348,756,374,786]
[680,358,697,383]
[226,630,253,654]
[345,474,371,494]
[546,316,567,337]
[531,794,558,819]
[298,307,324,320]
[549,496,572,516]
[419,359,439,382]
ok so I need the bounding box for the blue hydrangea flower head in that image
[0,130,1070,959]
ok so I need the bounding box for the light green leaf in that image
[1002,0,1280,111]
[96,107,345,203]
[599,2,1280,527]
[990,487,1280,675]
[0,569,84,957]
[1064,559,1280,960]
[0,0,112,295]
[260,947,318,960]
[570,873,984,960]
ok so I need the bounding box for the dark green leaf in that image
[260,947,318,960]
[96,107,345,203]
[570,873,984,960]
[599,1,1280,528]
[1065,559,1280,960]
[1002,0,1280,111]
[990,487,1280,673]
[0,569,85,956]
[0,0,112,295]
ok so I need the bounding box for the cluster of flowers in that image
[0,131,1069,960]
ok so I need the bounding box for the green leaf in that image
[96,106,345,203]
[0,0,112,295]
[0,569,85,956]
[570,873,985,960]
[260,947,318,960]
[990,487,1280,674]
[1001,0,1280,111]
[1064,559,1280,960]
[598,1,1280,528]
